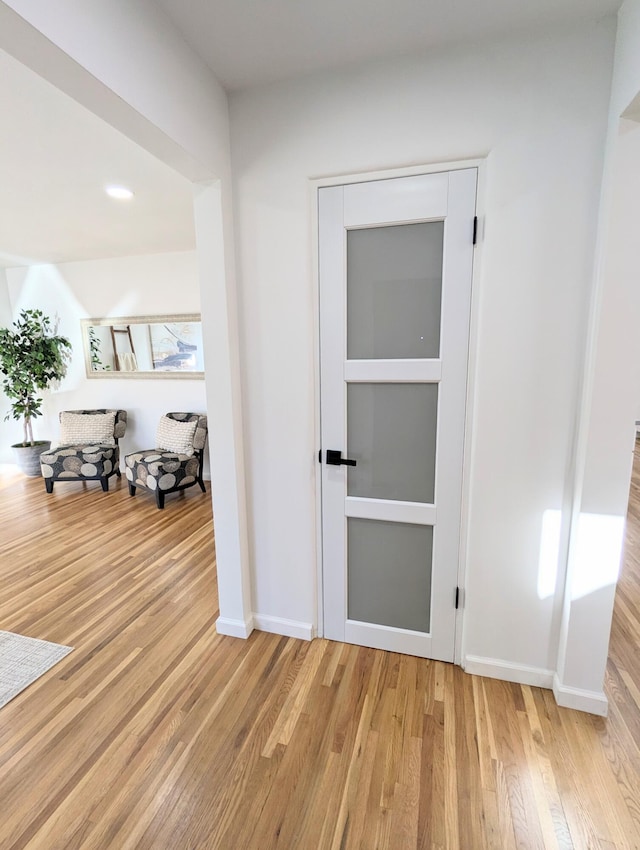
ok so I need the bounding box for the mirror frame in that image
[81,314,205,379]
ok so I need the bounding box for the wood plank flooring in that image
[0,458,639,849]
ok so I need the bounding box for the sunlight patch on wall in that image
[571,512,625,601]
[537,509,561,600]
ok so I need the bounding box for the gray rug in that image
[0,630,73,709]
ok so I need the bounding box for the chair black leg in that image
[45,479,54,493]
[197,458,206,493]
[100,477,109,492]
[116,468,121,478]
[128,484,136,497]
[155,489,165,509]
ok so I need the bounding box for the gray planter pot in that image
[12,441,51,477]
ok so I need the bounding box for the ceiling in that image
[0,48,195,270]
[155,0,622,91]
[0,0,623,270]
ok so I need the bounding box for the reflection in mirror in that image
[82,315,204,379]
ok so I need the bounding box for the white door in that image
[319,169,476,661]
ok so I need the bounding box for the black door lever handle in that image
[326,449,357,467]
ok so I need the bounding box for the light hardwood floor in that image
[0,456,639,849]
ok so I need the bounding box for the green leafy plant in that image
[0,309,72,446]
[88,326,110,371]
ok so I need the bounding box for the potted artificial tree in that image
[0,308,71,476]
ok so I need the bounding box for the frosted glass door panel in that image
[348,518,433,632]
[347,383,438,503]
[347,222,444,360]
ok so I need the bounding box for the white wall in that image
[0,0,251,632]
[609,0,640,119]
[0,270,11,448]
[0,1,630,706]
[553,0,640,712]
[3,251,207,467]
[229,21,617,668]
[580,121,640,517]
[0,0,229,181]
[555,119,640,712]
[609,0,640,442]
[0,270,10,322]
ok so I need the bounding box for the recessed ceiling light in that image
[105,184,134,200]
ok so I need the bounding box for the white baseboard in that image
[464,657,609,716]
[463,655,554,689]
[215,615,255,639]
[253,614,315,641]
[552,674,608,717]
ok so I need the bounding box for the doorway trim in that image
[0,9,254,640]
[310,157,486,664]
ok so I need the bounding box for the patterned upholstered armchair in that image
[124,412,207,509]
[40,409,127,493]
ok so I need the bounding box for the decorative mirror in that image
[81,315,204,379]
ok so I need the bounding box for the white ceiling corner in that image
[0,48,195,270]
[0,0,623,270]
[154,0,622,91]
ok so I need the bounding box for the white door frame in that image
[310,158,486,665]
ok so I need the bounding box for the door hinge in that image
[455,586,461,609]
[318,449,322,464]
[472,216,478,245]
